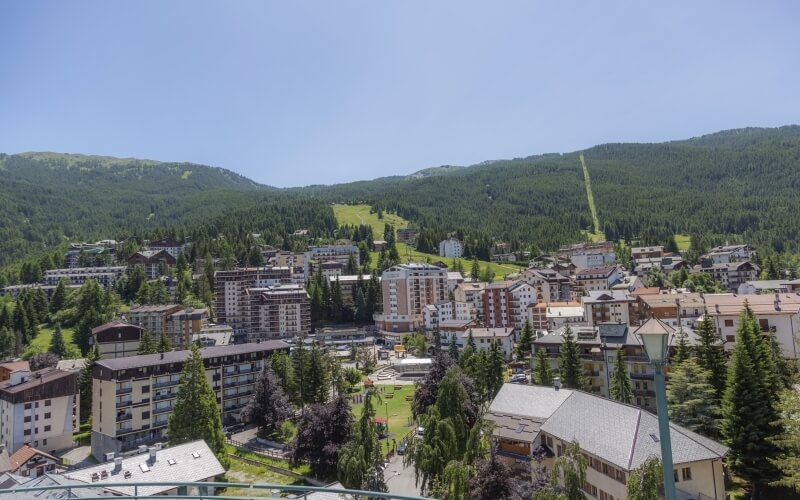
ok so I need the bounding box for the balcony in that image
[633,389,655,397]
[153,379,179,389]
[117,387,132,395]
[154,406,173,415]
[116,400,132,408]
[153,392,176,401]
[630,372,654,380]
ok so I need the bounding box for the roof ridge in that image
[667,421,727,458]
[627,410,642,471]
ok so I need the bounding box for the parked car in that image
[416,426,425,436]
[397,441,408,455]
[509,374,527,384]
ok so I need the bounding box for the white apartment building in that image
[438,238,464,258]
[569,251,616,270]
[573,266,624,293]
[213,267,292,335]
[90,341,289,460]
[42,266,126,289]
[308,245,359,267]
[0,368,79,455]
[582,290,635,327]
[453,282,487,320]
[374,263,449,332]
[246,284,311,340]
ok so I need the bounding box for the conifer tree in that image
[721,304,780,496]
[138,330,157,355]
[306,343,330,404]
[49,323,68,358]
[533,347,553,386]
[157,333,172,353]
[448,333,459,363]
[0,327,15,358]
[667,358,720,438]
[470,259,480,281]
[694,312,727,401]
[558,326,588,390]
[516,318,534,361]
[338,388,381,489]
[672,328,691,365]
[609,348,633,404]
[770,388,800,493]
[49,278,68,314]
[79,345,100,423]
[486,340,505,398]
[466,328,476,351]
[167,345,227,466]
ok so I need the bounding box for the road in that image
[384,454,422,497]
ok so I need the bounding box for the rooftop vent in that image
[113,457,123,473]
[649,433,660,443]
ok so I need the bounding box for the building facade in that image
[246,284,311,340]
[213,267,292,335]
[91,321,145,359]
[483,281,538,329]
[374,263,448,332]
[438,238,464,258]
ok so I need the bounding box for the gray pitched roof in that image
[488,384,573,421]
[62,440,225,497]
[539,391,728,471]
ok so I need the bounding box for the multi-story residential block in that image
[557,241,615,260]
[582,290,635,326]
[42,266,126,289]
[453,282,487,320]
[0,361,30,383]
[167,307,210,347]
[633,256,688,278]
[573,266,624,293]
[703,244,756,264]
[737,279,789,295]
[491,253,517,263]
[423,300,476,330]
[635,292,705,328]
[692,260,760,292]
[246,284,310,340]
[64,242,117,269]
[483,281,538,329]
[374,263,448,332]
[704,293,800,358]
[319,260,346,279]
[127,250,177,279]
[127,304,184,339]
[521,268,573,303]
[92,321,145,359]
[396,228,419,245]
[470,327,517,360]
[446,272,464,292]
[145,238,183,259]
[213,267,292,335]
[487,383,727,499]
[272,251,310,282]
[90,341,288,459]
[308,245,359,267]
[438,238,464,258]
[630,245,664,262]
[569,250,616,270]
[527,301,584,331]
[0,368,79,455]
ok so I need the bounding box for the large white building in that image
[213,267,292,337]
[0,368,79,455]
[374,263,449,332]
[438,238,464,258]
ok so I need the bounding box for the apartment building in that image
[308,245,359,267]
[438,238,464,258]
[483,281,538,329]
[573,266,624,293]
[246,284,310,340]
[487,383,728,500]
[91,321,145,359]
[271,251,310,282]
[0,361,30,383]
[692,261,760,292]
[42,266,126,289]
[453,282,487,320]
[521,268,573,303]
[127,304,184,338]
[0,368,79,455]
[630,245,664,262]
[527,301,584,331]
[569,250,617,270]
[64,242,117,269]
[90,341,289,459]
[582,290,635,327]
[557,241,615,260]
[127,250,177,279]
[213,267,292,334]
[145,238,183,259]
[635,292,705,328]
[704,244,756,264]
[633,256,688,279]
[704,293,800,358]
[396,228,419,245]
[374,263,448,332]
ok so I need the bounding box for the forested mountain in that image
[0,152,273,266]
[3,126,800,271]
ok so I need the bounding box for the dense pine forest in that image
[2,126,800,276]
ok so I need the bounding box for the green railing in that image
[0,480,430,499]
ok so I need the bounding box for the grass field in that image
[332,204,523,280]
[24,323,82,359]
[351,384,416,454]
[674,233,691,251]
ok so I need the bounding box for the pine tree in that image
[721,304,781,495]
[694,312,727,401]
[448,333,459,363]
[49,323,68,358]
[0,326,16,359]
[470,259,480,281]
[667,358,720,438]
[486,340,505,399]
[516,318,534,361]
[337,388,381,489]
[558,326,588,390]
[167,345,227,466]
[609,348,633,404]
[306,343,330,404]
[533,347,553,386]
[138,330,157,355]
[672,328,691,365]
[49,279,68,314]
[770,388,800,492]
[79,345,100,423]
[157,333,172,353]
[466,328,476,351]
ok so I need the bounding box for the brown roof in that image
[0,361,30,373]
[0,368,74,395]
[637,293,705,309]
[630,287,662,296]
[633,317,676,336]
[8,445,58,471]
[529,301,582,310]
[704,293,800,316]
[91,320,143,336]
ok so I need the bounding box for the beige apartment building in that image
[453,282,487,321]
[127,304,184,340]
[166,307,210,347]
[374,263,448,332]
[91,320,145,359]
[213,267,292,336]
[487,384,728,500]
[246,284,311,340]
[90,341,289,460]
[0,368,79,455]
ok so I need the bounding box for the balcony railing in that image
[153,380,179,389]
[633,389,656,397]
[116,400,132,408]
[153,406,173,414]
[116,413,132,422]
[630,373,654,380]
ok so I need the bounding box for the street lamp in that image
[385,402,390,437]
[636,319,676,500]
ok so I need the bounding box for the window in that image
[44,413,51,419]
[142,411,150,419]
[674,469,679,482]
[24,403,32,410]
[142,385,150,393]
[758,319,769,331]
[682,467,692,481]
[724,319,734,327]
[45,400,51,407]
[44,425,51,432]
[24,416,31,423]
[24,429,31,436]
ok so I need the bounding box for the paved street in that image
[384,454,422,497]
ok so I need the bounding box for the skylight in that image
[516,424,526,433]
[168,458,176,465]
[139,463,150,472]
[192,452,201,459]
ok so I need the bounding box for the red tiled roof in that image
[8,445,57,471]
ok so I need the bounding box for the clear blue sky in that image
[1,1,798,187]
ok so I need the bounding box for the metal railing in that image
[0,481,430,499]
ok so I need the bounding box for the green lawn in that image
[674,233,691,251]
[351,384,416,454]
[220,455,306,497]
[580,230,606,243]
[333,203,522,281]
[23,323,82,359]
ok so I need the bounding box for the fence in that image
[225,437,286,459]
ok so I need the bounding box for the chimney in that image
[160,353,164,360]
[114,457,123,472]
[553,377,561,391]
[149,447,157,463]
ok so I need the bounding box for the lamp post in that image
[636,321,676,500]
[385,402,390,439]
